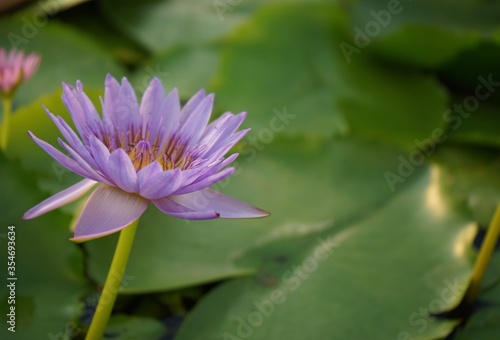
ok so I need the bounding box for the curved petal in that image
[169,188,269,218]
[23,179,97,219]
[177,153,239,190]
[174,167,235,195]
[179,94,214,145]
[28,131,96,180]
[140,78,166,136]
[139,168,183,200]
[103,74,120,123]
[45,109,87,159]
[88,135,111,176]
[58,139,112,184]
[71,185,149,242]
[137,161,163,191]
[200,112,247,156]
[156,88,181,140]
[179,89,205,125]
[61,82,88,140]
[107,149,138,193]
[118,77,140,131]
[153,197,219,220]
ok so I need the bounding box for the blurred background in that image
[1,0,500,339]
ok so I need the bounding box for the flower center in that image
[128,140,154,171]
[126,138,201,172]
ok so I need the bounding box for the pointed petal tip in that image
[219,205,270,219]
[22,179,97,220]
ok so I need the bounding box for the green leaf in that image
[212,4,448,149]
[0,19,124,109]
[99,0,250,53]
[99,0,336,53]
[58,1,148,65]
[131,45,219,100]
[173,156,473,340]
[348,0,500,68]
[104,315,167,340]
[0,155,86,339]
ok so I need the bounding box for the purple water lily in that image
[0,48,41,96]
[23,75,268,242]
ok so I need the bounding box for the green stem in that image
[85,220,139,340]
[465,203,500,304]
[1,96,13,152]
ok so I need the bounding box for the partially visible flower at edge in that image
[23,75,269,242]
[0,48,41,97]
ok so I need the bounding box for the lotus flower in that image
[0,48,41,96]
[23,75,268,242]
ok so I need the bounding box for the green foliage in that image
[2,0,500,339]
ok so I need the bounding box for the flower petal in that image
[137,161,162,190]
[169,188,269,218]
[23,179,97,219]
[139,168,183,200]
[157,88,181,140]
[179,94,214,145]
[28,131,96,180]
[107,149,138,192]
[174,167,235,195]
[88,135,111,176]
[179,89,205,125]
[45,108,98,169]
[58,138,111,184]
[71,185,149,242]
[153,197,219,220]
[61,81,101,142]
[200,112,247,155]
[103,74,120,123]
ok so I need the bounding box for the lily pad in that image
[212,4,448,149]
[131,44,219,100]
[348,0,500,68]
[99,0,312,53]
[173,162,473,340]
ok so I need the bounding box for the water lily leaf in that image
[99,0,318,53]
[173,160,473,340]
[212,4,448,149]
[348,0,500,68]
[0,155,86,339]
[131,45,219,100]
